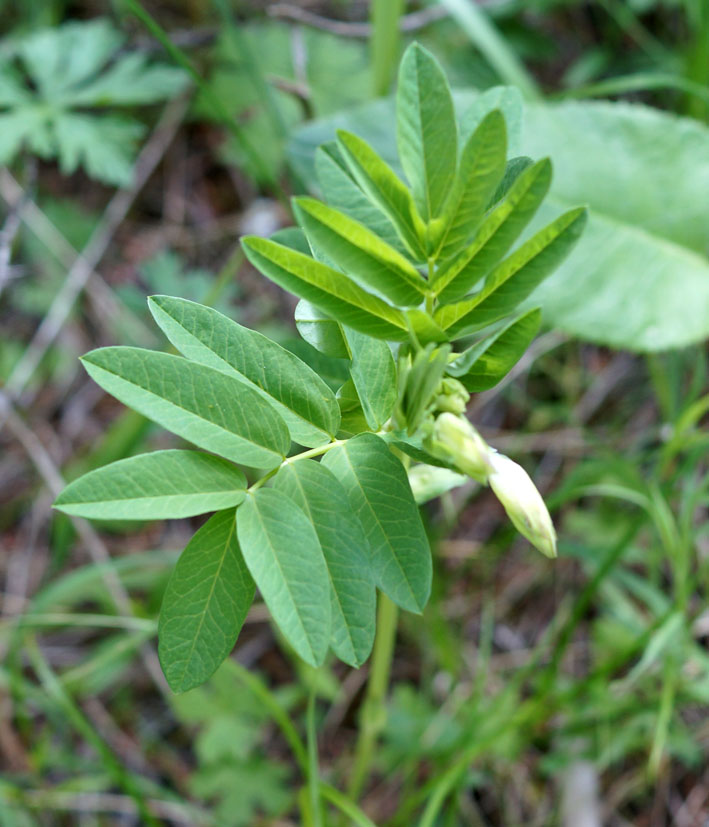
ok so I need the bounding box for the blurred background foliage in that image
[2,1,709,825]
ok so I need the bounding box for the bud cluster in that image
[425,412,557,558]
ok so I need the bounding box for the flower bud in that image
[432,378,469,415]
[487,453,557,558]
[427,412,492,483]
[408,464,467,505]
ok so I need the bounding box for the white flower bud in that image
[428,412,493,483]
[487,453,557,558]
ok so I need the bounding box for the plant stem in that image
[347,592,399,802]
[370,0,405,97]
[230,660,308,773]
[307,689,323,827]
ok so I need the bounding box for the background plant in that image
[3,2,709,825]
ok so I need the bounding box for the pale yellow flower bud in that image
[428,412,492,483]
[487,453,557,558]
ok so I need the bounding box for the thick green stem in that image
[347,592,399,801]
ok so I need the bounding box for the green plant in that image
[0,18,186,185]
[53,43,585,818]
[291,88,709,352]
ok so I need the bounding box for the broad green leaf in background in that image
[53,450,246,520]
[437,109,507,260]
[273,461,376,667]
[344,327,397,431]
[293,197,427,306]
[434,158,552,304]
[241,236,410,341]
[290,94,709,351]
[294,300,349,359]
[336,130,426,260]
[237,488,331,666]
[396,44,458,221]
[458,86,523,151]
[81,348,289,469]
[436,206,587,337]
[158,509,255,693]
[315,143,406,254]
[148,296,339,448]
[322,433,432,613]
[520,101,709,350]
[446,308,541,391]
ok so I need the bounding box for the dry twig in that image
[268,3,449,38]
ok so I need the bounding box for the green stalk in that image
[26,636,161,827]
[320,785,379,827]
[347,592,399,801]
[436,0,541,101]
[122,0,277,189]
[371,0,405,97]
[684,0,709,120]
[230,659,308,773]
[307,690,323,827]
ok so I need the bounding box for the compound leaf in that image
[322,433,432,613]
[242,235,409,341]
[149,296,339,448]
[53,450,246,520]
[81,347,289,469]
[435,158,552,304]
[294,196,427,306]
[446,308,541,391]
[158,509,255,693]
[274,461,376,667]
[437,109,507,259]
[396,43,457,220]
[336,129,426,260]
[315,142,405,253]
[237,488,330,666]
[344,327,397,430]
[436,207,587,337]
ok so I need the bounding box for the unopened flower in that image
[487,453,557,558]
[427,412,492,483]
